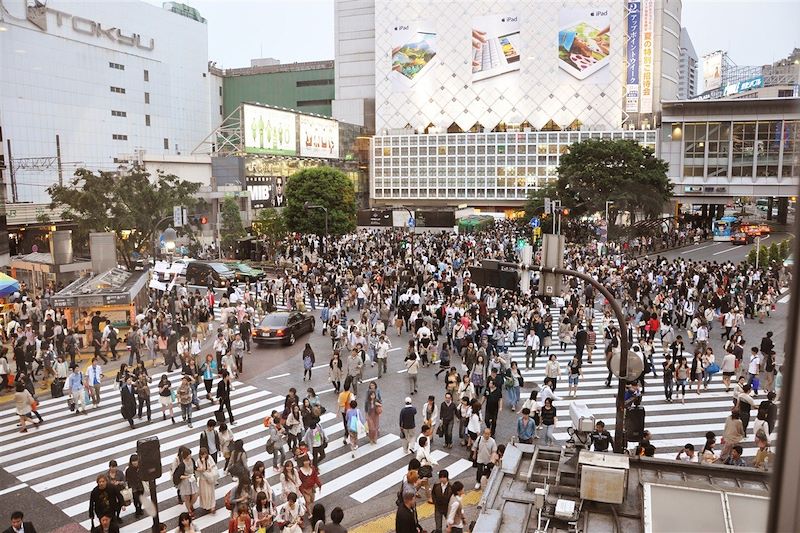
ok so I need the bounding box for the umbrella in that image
[0,273,20,298]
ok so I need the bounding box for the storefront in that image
[49,268,149,330]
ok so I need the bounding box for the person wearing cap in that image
[399,397,417,454]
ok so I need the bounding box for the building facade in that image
[360,0,680,208]
[221,60,335,119]
[332,0,376,131]
[660,98,800,210]
[678,27,697,99]
[0,0,213,204]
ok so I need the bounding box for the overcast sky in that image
[142,0,799,70]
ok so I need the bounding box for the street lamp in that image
[303,202,329,249]
[162,227,177,254]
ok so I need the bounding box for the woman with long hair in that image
[302,343,315,381]
[298,455,322,520]
[365,388,382,444]
[280,460,301,501]
[254,491,274,531]
[328,352,343,393]
[196,447,217,514]
[158,374,175,423]
[310,503,326,533]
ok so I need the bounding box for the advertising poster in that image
[639,0,655,113]
[625,1,641,113]
[243,104,297,156]
[390,22,438,92]
[471,14,521,84]
[703,51,723,92]
[300,115,339,159]
[246,176,286,209]
[558,6,611,83]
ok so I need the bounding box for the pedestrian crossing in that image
[504,307,771,459]
[0,370,471,532]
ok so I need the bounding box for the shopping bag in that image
[357,420,368,439]
[705,363,720,375]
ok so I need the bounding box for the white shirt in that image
[87,364,102,386]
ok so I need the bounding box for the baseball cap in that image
[405,397,412,404]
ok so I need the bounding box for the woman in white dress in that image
[196,447,218,513]
[176,448,199,518]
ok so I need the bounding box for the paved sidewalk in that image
[349,489,482,533]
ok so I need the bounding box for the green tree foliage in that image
[556,139,672,225]
[780,238,791,260]
[252,208,287,259]
[219,197,246,256]
[48,167,200,270]
[768,242,781,264]
[747,248,758,266]
[283,166,356,235]
[758,245,770,268]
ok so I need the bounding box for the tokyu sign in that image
[0,0,154,51]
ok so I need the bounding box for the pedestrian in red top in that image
[297,455,322,519]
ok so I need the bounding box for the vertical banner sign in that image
[625,1,641,113]
[639,0,655,113]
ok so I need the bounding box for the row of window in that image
[112,135,170,149]
[110,87,151,103]
[374,131,656,146]
[373,189,531,199]
[679,120,799,178]
[108,62,150,81]
[296,79,334,87]
[111,111,150,125]
[375,166,558,177]
[297,99,332,107]
[375,143,583,157]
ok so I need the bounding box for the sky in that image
[140,0,800,71]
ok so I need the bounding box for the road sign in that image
[533,227,542,237]
[529,217,540,228]
[407,217,415,228]
[173,205,183,227]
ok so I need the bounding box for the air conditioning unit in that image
[578,451,630,504]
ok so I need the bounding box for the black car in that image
[185,261,236,287]
[253,311,315,346]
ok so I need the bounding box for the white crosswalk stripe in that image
[0,370,468,532]
[503,307,769,458]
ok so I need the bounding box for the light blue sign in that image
[529,217,541,228]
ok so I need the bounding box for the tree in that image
[252,208,287,260]
[48,167,200,270]
[283,166,356,235]
[556,139,672,226]
[219,197,246,256]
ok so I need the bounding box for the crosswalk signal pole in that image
[150,479,160,533]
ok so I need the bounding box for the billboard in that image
[243,104,297,156]
[638,0,655,113]
[703,51,724,92]
[723,76,763,97]
[300,116,339,159]
[624,1,641,113]
[375,1,626,132]
[246,176,286,208]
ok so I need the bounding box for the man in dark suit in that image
[216,370,234,425]
[3,511,37,533]
[120,377,137,429]
[431,469,452,533]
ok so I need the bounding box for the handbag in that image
[120,487,133,505]
[436,424,444,438]
[224,490,233,511]
[418,464,433,478]
[706,362,720,375]
[375,403,383,415]
[266,438,276,454]
[31,400,38,411]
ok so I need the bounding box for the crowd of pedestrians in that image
[0,216,789,531]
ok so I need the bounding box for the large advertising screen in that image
[300,116,339,159]
[703,51,724,92]
[375,1,627,132]
[243,104,297,156]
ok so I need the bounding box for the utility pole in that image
[56,134,63,186]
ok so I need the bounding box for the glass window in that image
[756,121,781,177]
[683,122,708,177]
[732,122,757,177]
[780,121,799,178]
[706,122,730,177]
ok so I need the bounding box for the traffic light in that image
[199,216,208,225]
[561,208,570,216]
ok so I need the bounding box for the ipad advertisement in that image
[557,7,611,83]
[243,104,297,156]
[374,1,626,132]
[390,23,438,92]
[471,14,521,85]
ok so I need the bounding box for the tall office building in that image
[678,27,698,99]
[0,0,213,204]
[332,0,376,132]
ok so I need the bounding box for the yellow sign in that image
[533,227,542,237]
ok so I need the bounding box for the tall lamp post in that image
[303,202,329,252]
